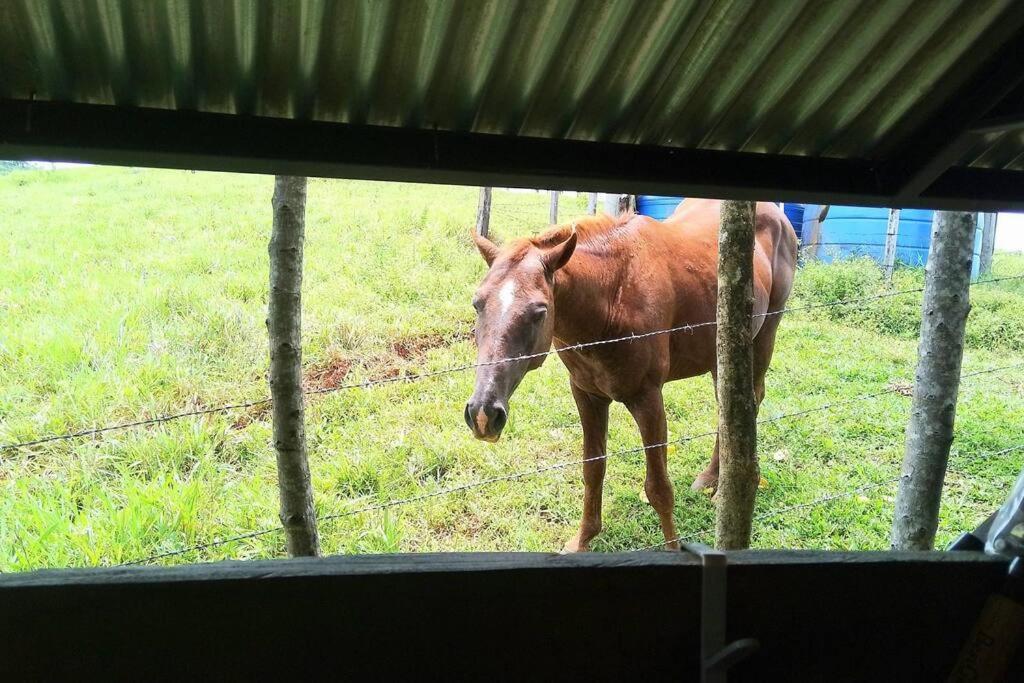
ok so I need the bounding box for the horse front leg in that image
[561,383,610,553]
[626,387,680,550]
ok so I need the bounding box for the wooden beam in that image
[549,191,559,224]
[7,99,1023,212]
[0,551,1010,681]
[970,112,1024,136]
[4,98,1024,209]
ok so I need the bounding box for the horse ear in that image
[542,228,577,272]
[473,231,500,266]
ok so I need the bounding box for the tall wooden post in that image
[882,208,901,281]
[549,191,559,224]
[801,204,828,261]
[587,192,598,215]
[891,211,976,551]
[476,187,492,237]
[979,213,997,276]
[269,175,320,557]
[714,200,759,550]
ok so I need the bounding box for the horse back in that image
[664,198,797,311]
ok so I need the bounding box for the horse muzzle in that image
[464,399,508,442]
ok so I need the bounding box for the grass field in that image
[1,166,1022,571]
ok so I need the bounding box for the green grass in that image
[1,166,1022,570]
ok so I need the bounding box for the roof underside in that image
[2,0,1024,209]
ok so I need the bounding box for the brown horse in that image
[466,199,797,551]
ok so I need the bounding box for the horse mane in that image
[528,211,637,249]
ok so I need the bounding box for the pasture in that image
[1,166,1022,570]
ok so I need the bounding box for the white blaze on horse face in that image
[498,280,516,320]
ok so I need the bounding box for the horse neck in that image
[552,250,618,345]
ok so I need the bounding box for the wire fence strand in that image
[5,274,1022,454]
[630,442,1024,552]
[118,363,1021,566]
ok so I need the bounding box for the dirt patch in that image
[887,380,914,397]
[389,330,472,361]
[231,401,271,430]
[230,330,472,429]
[303,357,353,392]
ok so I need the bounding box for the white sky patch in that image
[997,212,1024,252]
[499,280,517,319]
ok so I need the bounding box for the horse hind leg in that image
[691,369,722,493]
[691,319,778,494]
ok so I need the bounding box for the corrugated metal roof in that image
[2,0,1023,170]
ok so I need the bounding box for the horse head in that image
[465,229,577,441]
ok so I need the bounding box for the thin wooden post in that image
[603,193,620,216]
[618,194,634,215]
[883,208,901,280]
[269,175,320,557]
[587,192,598,215]
[803,204,829,260]
[979,212,997,276]
[891,211,976,551]
[476,187,492,237]
[714,200,759,550]
[549,191,559,224]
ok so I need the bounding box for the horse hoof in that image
[690,473,718,493]
[560,538,589,554]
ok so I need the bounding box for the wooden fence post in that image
[883,208,901,281]
[587,192,598,215]
[714,200,759,550]
[801,204,828,261]
[269,175,320,557]
[979,213,997,276]
[549,191,559,224]
[476,187,492,237]
[891,211,976,551]
[618,194,635,215]
[603,193,620,216]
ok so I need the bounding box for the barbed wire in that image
[5,274,1022,454]
[0,397,274,453]
[118,363,1020,566]
[630,441,1024,552]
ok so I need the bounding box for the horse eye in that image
[531,305,548,320]
[472,298,484,312]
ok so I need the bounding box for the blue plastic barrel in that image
[815,206,984,280]
[636,195,684,220]
[782,203,805,235]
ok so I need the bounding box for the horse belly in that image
[557,340,670,401]
[667,326,716,382]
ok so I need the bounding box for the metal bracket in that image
[683,543,760,683]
